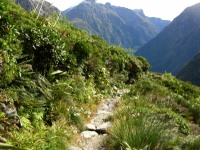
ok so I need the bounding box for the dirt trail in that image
[70,90,128,150]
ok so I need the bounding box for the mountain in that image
[14,0,61,16]
[177,52,200,86]
[63,0,170,50]
[136,2,200,75]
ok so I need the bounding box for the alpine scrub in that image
[0,0,150,149]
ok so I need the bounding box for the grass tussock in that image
[108,115,168,150]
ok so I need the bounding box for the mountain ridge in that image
[63,0,170,50]
[136,2,200,75]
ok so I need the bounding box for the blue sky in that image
[46,0,200,20]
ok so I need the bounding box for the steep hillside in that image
[136,2,200,75]
[63,1,170,50]
[14,0,61,16]
[177,52,200,86]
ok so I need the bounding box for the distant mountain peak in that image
[134,9,144,13]
[136,2,200,75]
[105,2,111,7]
[85,0,96,3]
[63,2,170,50]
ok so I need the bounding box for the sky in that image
[45,0,200,21]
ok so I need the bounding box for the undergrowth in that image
[0,0,150,149]
[107,73,200,149]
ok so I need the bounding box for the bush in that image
[20,26,67,74]
[72,41,92,64]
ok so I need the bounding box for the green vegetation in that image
[108,115,168,150]
[0,0,199,150]
[0,0,150,149]
[107,73,200,149]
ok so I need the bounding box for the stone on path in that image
[69,146,82,150]
[96,122,112,133]
[97,110,112,115]
[86,124,96,130]
[81,131,98,138]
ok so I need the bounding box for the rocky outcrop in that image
[0,102,22,128]
[14,0,61,17]
[0,102,22,143]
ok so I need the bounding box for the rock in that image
[0,137,7,143]
[86,124,96,130]
[97,110,111,115]
[80,131,98,138]
[0,102,22,128]
[108,103,115,109]
[96,122,112,133]
[101,104,109,110]
[69,146,82,150]
[0,103,6,112]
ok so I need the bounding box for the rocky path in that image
[70,90,128,150]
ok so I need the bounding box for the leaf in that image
[0,142,29,150]
[51,70,63,75]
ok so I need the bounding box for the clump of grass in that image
[107,115,168,150]
[186,137,200,150]
[12,120,71,150]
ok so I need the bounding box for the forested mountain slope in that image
[177,52,200,86]
[64,0,170,50]
[136,2,200,75]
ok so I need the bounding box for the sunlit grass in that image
[12,120,71,150]
[107,115,168,150]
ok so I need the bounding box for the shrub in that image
[20,26,67,74]
[72,41,92,64]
